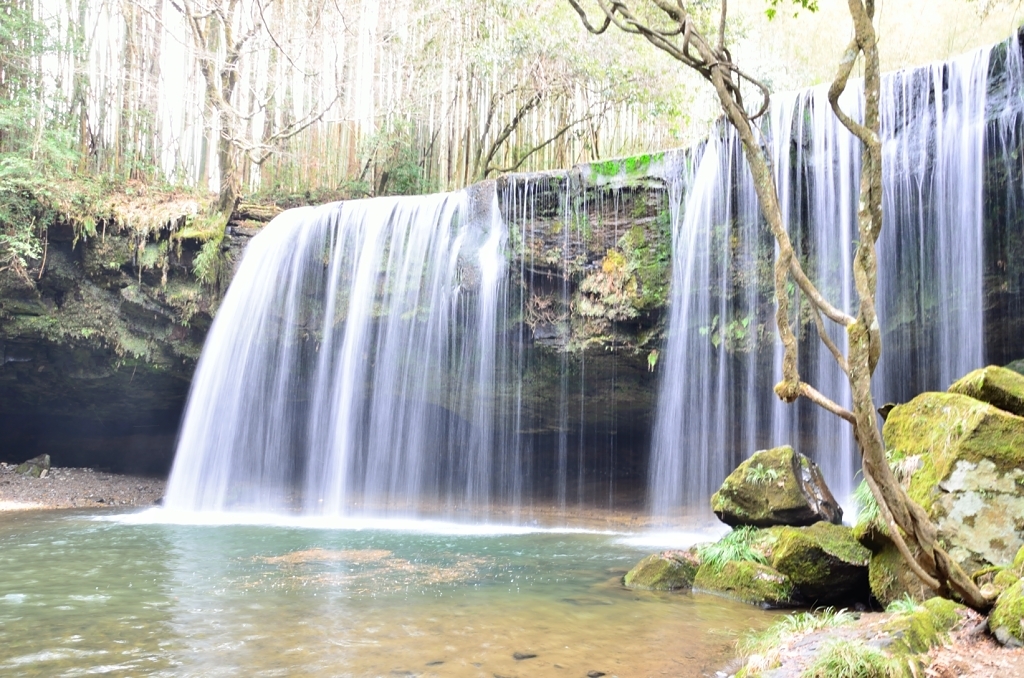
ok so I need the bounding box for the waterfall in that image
[165,36,1023,523]
[165,189,513,514]
[649,38,1022,519]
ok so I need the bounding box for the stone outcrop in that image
[882,391,1024,574]
[949,365,1024,418]
[710,446,842,528]
[0,191,256,474]
[766,522,871,605]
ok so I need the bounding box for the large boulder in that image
[1006,359,1024,376]
[692,559,795,607]
[949,365,1024,418]
[883,392,1024,573]
[710,446,842,528]
[766,522,871,605]
[622,550,699,590]
[15,453,50,478]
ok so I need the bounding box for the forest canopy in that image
[0,0,1019,275]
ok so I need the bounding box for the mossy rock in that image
[982,568,1022,601]
[883,597,965,655]
[990,579,1024,647]
[868,537,938,607]
[1014,545,1024,572]
[767,522,871,605]
[14,453,50,478]
[693,560,795,608]
[883,392,1024,572]
[623,550,699,590]
[711,446,842,528]
[949,365,1024,418]
[852,515,890,552]
[1005,359,1024,377]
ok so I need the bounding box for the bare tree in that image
[170,0,338,214]
[566,0,990,609]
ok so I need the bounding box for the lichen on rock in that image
[883,391,1024,574]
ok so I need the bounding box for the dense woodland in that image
[0,0,1020,281]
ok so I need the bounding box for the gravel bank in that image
[0,463,165,510]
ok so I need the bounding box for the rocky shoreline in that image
[0,463,165,510]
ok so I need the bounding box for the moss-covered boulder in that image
[622,550,700,590]
[883,597,965,655]
[693,559,795,607]
[14,453,50,478]
[868,538,938,607]
[766,522,871,605]
[710,446,842,528]
[949,365,1024,418]
[990,579,1024,647]
[1006,359,1024,377]
[883,392,1024,573]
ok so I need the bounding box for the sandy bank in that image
[0,463,165,510]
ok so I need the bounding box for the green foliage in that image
[697,526,768,570]
[0,1,105,273]
[360,121,435,197]
[765,0,820,20]
[739,607,856,656]
[747,463,781,486]
[801,638,904,678]
[885,594,921,615]
[193,235,226,287]
[853,478,880,526]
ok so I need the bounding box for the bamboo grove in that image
[0,0,701,211]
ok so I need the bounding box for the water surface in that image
[0,510,775,677]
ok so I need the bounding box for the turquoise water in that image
[0,510,775,677]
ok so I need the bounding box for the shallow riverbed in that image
[0,510,778,677]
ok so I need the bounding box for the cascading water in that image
[649,38,1023,519]
[165,189,515,514]
[165,35,1023,523]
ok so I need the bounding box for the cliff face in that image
[0,171,675,478]
[3,67,1024,479]
[0,191,261,474]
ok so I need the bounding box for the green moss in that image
[994,567,1021,591]
[765,523,869,604]
[1013,545,1024,571]
[882,392,1024,511]
[949,365,1024,418]
[623,551,699,590]
[693,559,794,607]
[990,579,1024,647]
[883,596,963,656]
[587,152,665,182]
[868,539,933,607]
